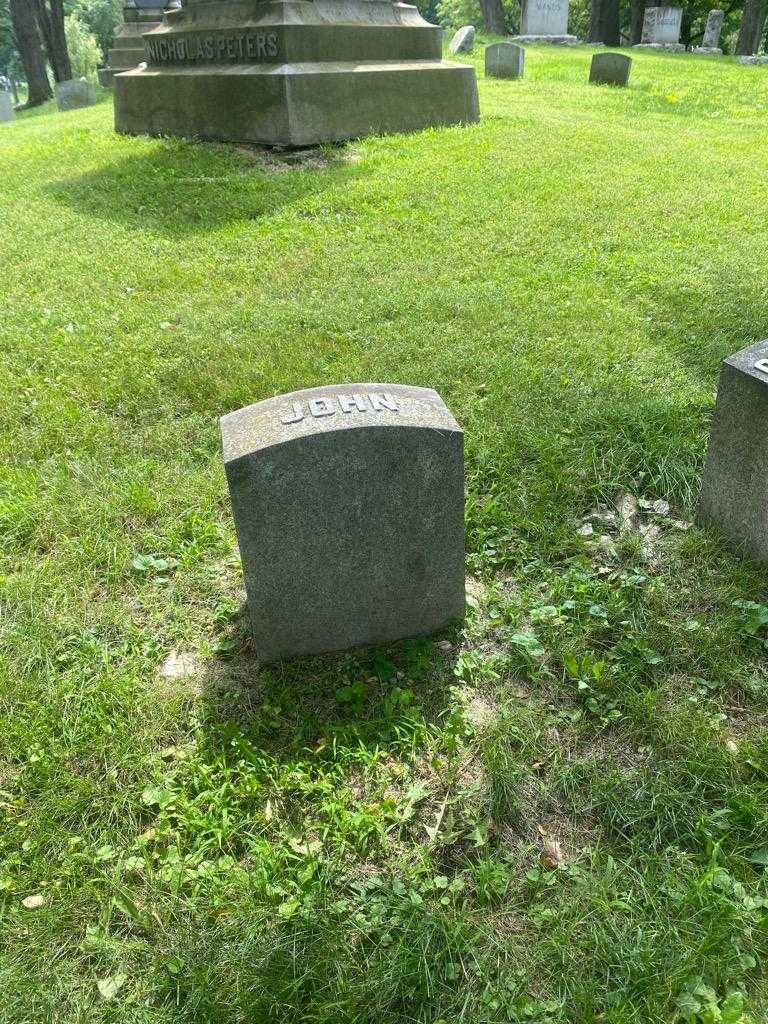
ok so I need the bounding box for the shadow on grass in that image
[196,599,463,766]
[45,142,368,239]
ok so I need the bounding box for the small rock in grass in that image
[159,650,200,679]
[21,893,45,909]
[449,25,475,53]
[578,523,594,537]
[616,492,639,532]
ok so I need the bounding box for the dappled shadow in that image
[45,141,367,239]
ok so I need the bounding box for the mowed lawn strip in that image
[1,43,768,1023]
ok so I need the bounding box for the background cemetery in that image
[3,1,768,1023]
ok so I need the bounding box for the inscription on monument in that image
[145,31,279,63]
[280,392,400,424]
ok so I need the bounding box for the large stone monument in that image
[115,0,479,147]
[634,5,684,50]
[510,0,578,45]
[697,341,768,563]
[485,42,524,78]
[99,0,165,87]
[589,51,631,85]
[693,8,724,53]
[220,383,465,662]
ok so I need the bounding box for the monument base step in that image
[737,53,768,63]
[633,42,686,50]
[115,60,479,146]
[508,34,579,45]
[692,46,722,54]
[108,46,146,65]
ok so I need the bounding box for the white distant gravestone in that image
[697,341,768,562]
[221,384,466,663]
[511,0,578,44]
[0,91,14,123]
[635,5,684,49]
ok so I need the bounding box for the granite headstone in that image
[449,25,475,53]
[485,42,525,78]
[589,51,631,85]
[635,5,684,49]
[511,0,578,44]
[55,78,97,111]
[221,384,465,662]
[694,8,724,53]
[0,91,14,123]
[697,340,768,562]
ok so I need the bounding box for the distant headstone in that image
[736,54,768,63]
[589,51,631,85]
[485,42,525,78]
[697,340,768,562]
[694,8,724,52]
[221,384,465,662]
[55,78,97,111]
[635,5,684,49]
[0,91,14,123]
[449,25,475,53]
[511,0,578,44]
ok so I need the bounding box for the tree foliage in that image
[65,9,101,78]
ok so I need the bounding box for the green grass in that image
[2,41,768,1023]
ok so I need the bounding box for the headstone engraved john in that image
[115,0,479,146]
[697,340,768,562]
[221,384,465,662]
[511,0,578,45]
[589,51,631,85]
[485,42,525,79]
[55,78,97,111]
[449,25,475,53]
[99,0,164,87]
[635,5,684,49]
[694,8,724,53]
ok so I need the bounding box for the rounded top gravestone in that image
[449,25,476,53]
[221,383,466,663]
[589,52,631,86]
[485,42,525,79]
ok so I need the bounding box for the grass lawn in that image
[2,41,768,1024]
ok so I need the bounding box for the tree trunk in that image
[588,0,604,42]
[34,0,71,82]
[630,0,646,43]
[11,77,19,105]
[479,0,507,35]
[9,0,52,107]
[601,0,620,44]
[751,1,767,49]
[737,0,765,52]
